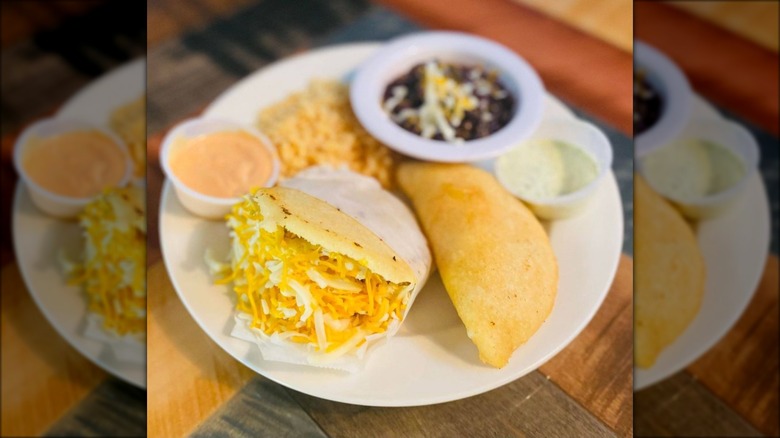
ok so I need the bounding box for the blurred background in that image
[633,1,778,437]
[1,1,145,436]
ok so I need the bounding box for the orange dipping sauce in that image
[23,130,128,198]
[169,130,276,198]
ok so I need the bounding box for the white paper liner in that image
[231,314,393,372]
[83,313,145,364]
[228,166,432,372]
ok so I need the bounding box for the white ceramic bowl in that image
[13,118,132,218]
[350,31,545,162]
[634,41,693,157]
[160,118,280,219]
[638,119,760,220]
[494,118,613,220]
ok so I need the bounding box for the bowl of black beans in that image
[350,32,545,162]
[634,41,693,157]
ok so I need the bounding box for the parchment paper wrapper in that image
[230,166,432,372]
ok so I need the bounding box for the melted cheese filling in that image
[211,193,412,355]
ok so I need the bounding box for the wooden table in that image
[145,0,634,436]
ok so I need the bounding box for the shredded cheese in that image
[392,60,478,142]
[213,191,412,356]
[62,186,146,337]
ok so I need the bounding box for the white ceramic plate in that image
[12,58,146,388]
[633,94,771,390]
[160,43,623,406]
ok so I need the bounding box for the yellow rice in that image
[257,80,397,188]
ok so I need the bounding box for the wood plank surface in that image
[146,0,370,134]
[0,1,103,48]
[512,0,632,52]
[668,1,779,52]
[191,378,328,438]
[1,1,145,135]
[635,372,762,437]
[0,263,106,437]
[44,379,147,437]
[147,0,257,47]
[0,41,90,136]
[687,256,779,436]
[147,261,255,437]
[290,372,617,438]
[540,255,633,437]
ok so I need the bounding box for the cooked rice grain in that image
[258,80,396,188]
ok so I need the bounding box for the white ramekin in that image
[494,118,613,220]
[638,119,760,220]
[13,118,132,218]
[350,31,545,162]
[160,117,280,219]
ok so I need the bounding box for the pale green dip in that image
[496,139,599,200]
[641,139,745,201]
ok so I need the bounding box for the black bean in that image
[634,70,662,134]
[382,60,517,141]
